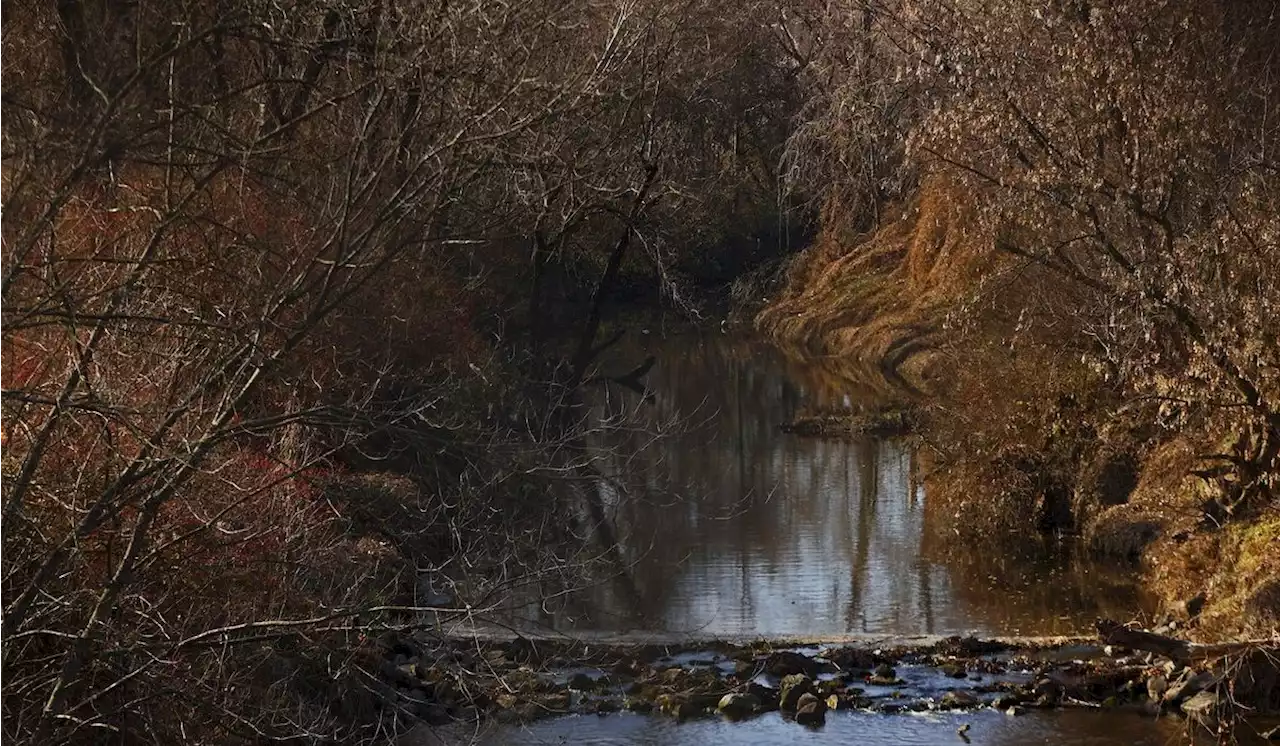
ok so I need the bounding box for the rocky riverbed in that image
[363,628,1279,740]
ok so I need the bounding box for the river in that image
[435,333,1269,745]
[512,332,1145,639]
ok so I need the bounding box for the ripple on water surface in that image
[426,709,1225,746]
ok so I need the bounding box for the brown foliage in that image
[760,0,1280,636]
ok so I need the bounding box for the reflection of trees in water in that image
[917,519,1154,635]
[539,334,935,633]
[844,439,879,632]
[521,333,1145,636]
[584,336,806,626]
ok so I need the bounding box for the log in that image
[1095,619,1193,663]
[1096,619,1278,665]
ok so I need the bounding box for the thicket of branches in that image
[1,1,804,742]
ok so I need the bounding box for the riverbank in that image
[753,173,1280,645]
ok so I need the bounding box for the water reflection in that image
[519,333,1144,637]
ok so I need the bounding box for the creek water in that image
[440,333,1249,745]
[512,333,1145,639]
[433,710,1223,746]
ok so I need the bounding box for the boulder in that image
[747,681,779,709]
[868,663,902,686]
[825,647,879,671]
[779,674,816,711]
[1034,677,1065,706]
[657,694,704,720]
[941,690,980,709]
[990,694,1019,710]
[717,692,761,720]
[766,651,814,676]
[940,663,967,679]
[623,697,653,713]
[794,692,828,726]
[766,650,836,677]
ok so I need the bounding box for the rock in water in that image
[746,681,780,711]
[867,663,901,686]
[941,690,979,708]
[1034,677,1064,706]
[794,692,827,726]
[717,692,760,720]
[779,674,816,712]
[658,694,704,720]
[767,651,818,677]
[1180,690,1219,729]
[623,697,653,714]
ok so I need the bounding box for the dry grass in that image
[1085,439,1203,558]
[1082,437,1280,639]
[1196,513,1280,638]
[1085,507,1167,560]
[756,175,994,387]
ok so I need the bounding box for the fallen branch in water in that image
[1096,618,1280,733]
[1095,619,1277,664]
[1095,619,1194,663]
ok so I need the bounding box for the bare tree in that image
[2,0,804,742]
